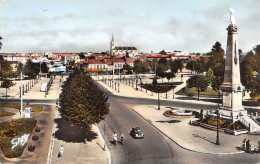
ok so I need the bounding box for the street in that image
[99,86,260,164]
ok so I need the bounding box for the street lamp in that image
[216,109,221,145]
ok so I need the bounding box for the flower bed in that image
[0,118,37,158]
[163,110,195,118]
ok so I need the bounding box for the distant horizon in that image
[1,0,259,54]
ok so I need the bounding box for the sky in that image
[0,0,259,54]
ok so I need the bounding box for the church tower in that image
[110,34,115,56]
[219,8,246,122]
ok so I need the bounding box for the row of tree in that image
[59,70,109,129]
[185,42,260,101]
[132,58,184,82]
[0,59,48,80]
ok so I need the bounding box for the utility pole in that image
[20,70,24,117]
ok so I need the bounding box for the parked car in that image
[130,127,144,139]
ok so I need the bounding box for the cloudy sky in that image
[0,0,259,53]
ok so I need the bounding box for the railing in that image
[239,117,249,128]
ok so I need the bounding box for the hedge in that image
[0,118,37,158]
[1,104,43,113]
[0,110,14,117]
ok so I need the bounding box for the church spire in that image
[111,33,114,42]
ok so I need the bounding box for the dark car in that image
[130,127,144,139]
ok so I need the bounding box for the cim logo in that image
[11,134,30,150]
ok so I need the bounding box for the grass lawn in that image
[176,87,220,96]
[0,110,15,117]
[1,104,43,113]
[0,118,37,158]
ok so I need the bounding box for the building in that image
[110,34,139,57]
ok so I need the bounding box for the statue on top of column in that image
[229,8,236,25]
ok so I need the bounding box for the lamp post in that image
[20,67,24,118]
[216,109,220,145]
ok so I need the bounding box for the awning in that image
[85,69,107,72]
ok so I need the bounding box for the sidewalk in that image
[93,73,260,109]
[0,75,66,100]
[94,73,260,154]
[51,110,109,164]
[0,105,56,164]
[133,105,260,154]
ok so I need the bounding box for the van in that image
[40,83,47,92]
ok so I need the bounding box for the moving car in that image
[130,127,144,139]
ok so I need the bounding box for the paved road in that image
[99,85,260,164]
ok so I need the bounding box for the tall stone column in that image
[219,24,246,122]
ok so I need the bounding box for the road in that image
[1,87,260,163]
[99,87,260,164]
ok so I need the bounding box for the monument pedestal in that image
[218,106,247,122]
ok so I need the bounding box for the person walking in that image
[59,145,64,158]
[113,132,117,145]
[242,138,246,150]
[120,133,125,144]
[246,140,251,153]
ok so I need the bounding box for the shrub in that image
[1,104,43,113]
[0,110,14,117]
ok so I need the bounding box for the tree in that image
[60,71,109,140]
[159,50,167,55]
[79,52,85,59]
[208,41,225,65]
[1,80,15,98]
[165,72,175,83]
[0,60,13,79]
[41,62,49,73]
[123,63,133,74]
[169,60,179,75]
[15,62,23,79]
[194,58,208,74]
[175,60,184,72]
[24,59,35,79]
[240,47,260,101]
[207,68,214,84]
[185,60,194,74]
[156,64,167,81]
[149,58,158,73]
[134,60,149,74]
[187,75,209,100]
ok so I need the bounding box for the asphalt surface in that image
[1,83,260,163]
[99,85,260,164]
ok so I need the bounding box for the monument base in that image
[218,106,247,122]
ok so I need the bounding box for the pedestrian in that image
[242,138,246,150]
[246,140,251,153]
[58,145,64,158]
[113,132,117,145]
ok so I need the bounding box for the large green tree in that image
[41,62,49,73]
[187,75,210,100]
[241,46,260,101]
[1,80,15,98]
[24,59,37,78]
[134,60,149,74]
[60,70,109,127]
[0,60,13,79]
